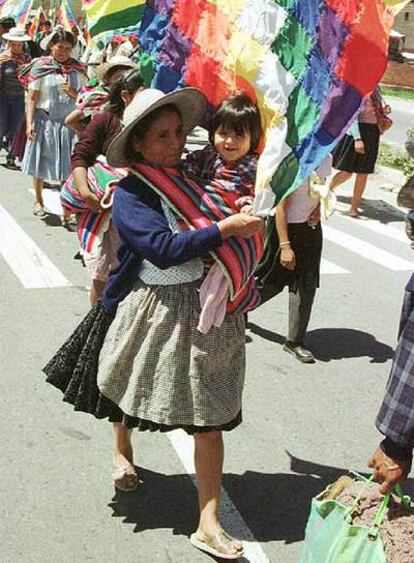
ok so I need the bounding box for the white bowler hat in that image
[3,26,31,42]
[96,55,138,83]
[107,87,207,168]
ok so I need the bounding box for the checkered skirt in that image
[97,280,246,430]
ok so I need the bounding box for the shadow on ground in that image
[108,455,414,550]
[248,323,394,364]
[337,195,405,224]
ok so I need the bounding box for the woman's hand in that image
[368,447,411,494]
[280,245,296,270]
[78,189,101,213]
[218,213,263,239]
[0,50,11,63]
[354,139,365,155]
[59,82,77,99]
[26,123,35,141]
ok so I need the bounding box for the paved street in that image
[1,159,413,563]
[383,96,414,149]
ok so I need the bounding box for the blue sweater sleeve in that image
[112,181,223,270]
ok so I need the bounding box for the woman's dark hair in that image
[48,29,75,48]
[209,93,262,152]
[106,69,145,117]
[125,103,181,162]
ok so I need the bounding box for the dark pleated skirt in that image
[43,301,242,434]
[332,123,380,174]
[255,220,322,303]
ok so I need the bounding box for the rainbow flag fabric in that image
[29,6,47,40]
[82,0,145,40]
[138,0,393,210]
[0,0,33,25]
[56,0,79,32]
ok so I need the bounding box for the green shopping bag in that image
[300,475,410,563]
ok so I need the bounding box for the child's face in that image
[214,125,251,162]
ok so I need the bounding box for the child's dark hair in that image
[125,103,181,162]
[48,29,75,48]
[209,93,262,152]
[107,69,145,117]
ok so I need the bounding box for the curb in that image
[376,165,406,187]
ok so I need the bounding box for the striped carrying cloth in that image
[60,160,126,256]
[131,163,263,314]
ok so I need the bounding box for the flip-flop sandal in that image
[111,464,139,492]
[190,531,244,560]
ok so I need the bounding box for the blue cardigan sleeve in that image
[112,180,223,270]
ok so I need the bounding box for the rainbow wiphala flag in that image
[57,0,79,32]
[82,0,145,39]
[138,0,393,209]
[0,0,33,25]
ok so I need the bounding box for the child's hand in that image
[240,205,253,215]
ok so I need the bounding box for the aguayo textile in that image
[136,0,394,211]
[18,56,87,88]
[131,164,262,314]
[60,160,125,256]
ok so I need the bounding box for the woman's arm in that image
[65,108,88,134]
[275,198,295,270]
[71,166,101,212]
[26,89,40,141]
[112,182,263,269]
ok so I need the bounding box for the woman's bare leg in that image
[34,177,44,205]
[90,279,106,305]
[329,170,352,190]
[192,431,243,557]
[112,422,138,491]
[350,173,368,216]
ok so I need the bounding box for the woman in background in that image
[19,29,87,218]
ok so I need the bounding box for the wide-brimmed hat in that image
[3,26,31,42]
[107,87,207,167]
[96,55,138,83]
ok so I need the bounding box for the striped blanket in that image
[60,160,126,256]
[131,163,263,314]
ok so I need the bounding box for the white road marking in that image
[335,203,408,243]
[168,430,270,563]
[323,225,413,271]
[320,258,350,275]
[29,188,63,215]
[0,204,71,288]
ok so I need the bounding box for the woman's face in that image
[50,41,72,63]
[8,41,24,54]
[132,110,186,167]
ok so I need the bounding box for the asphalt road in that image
[1,161,413,563]
[383,96,414,149]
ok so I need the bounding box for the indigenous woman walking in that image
[43,88,263,560]
[0,26,31,169]
[61,68,144,304]
[329,88,391,218]
[19,29,87,217]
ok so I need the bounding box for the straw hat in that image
[107,87,207,168]
[96,55,138,83]
[3,26,31,42]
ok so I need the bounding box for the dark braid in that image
[107,69,145,117]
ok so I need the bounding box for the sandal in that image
[190,530,244,560]
[111,464,139,492]
[33,202,46,217]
